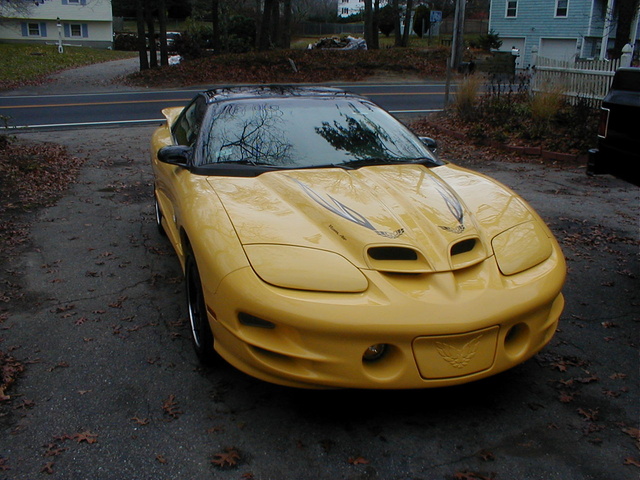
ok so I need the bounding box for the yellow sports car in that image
[151,86,566,389]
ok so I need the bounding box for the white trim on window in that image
[555,0,569,17]
[28,23,41,36]
[506,0,518,18]
[70,24,82,37]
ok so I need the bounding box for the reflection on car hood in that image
[207,164,534,272]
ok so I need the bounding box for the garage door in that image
[539,38,578,61]
[499,37,525,69]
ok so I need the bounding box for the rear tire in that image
[185,254,216,364]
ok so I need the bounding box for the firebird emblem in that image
[430,176,465,234]
[292,178,405,239]
[436,336,482,369]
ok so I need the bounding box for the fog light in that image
[363,344,387,362]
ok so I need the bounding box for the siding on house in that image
[0,0,113,48]
[489,0,640,68]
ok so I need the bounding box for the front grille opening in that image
[368,247,418,261]
[451,239,476,256]
[238,313,275,329]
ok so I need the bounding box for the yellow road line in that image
[0,91,446,110]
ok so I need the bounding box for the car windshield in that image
[197,96,442,170]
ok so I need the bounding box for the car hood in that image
[207,164,536,273]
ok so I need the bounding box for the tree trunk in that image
[372,0,379,49]
[611,0,640,58]
[401,0,413,47]
[258,0,275,50]
[158,0,168,66]
[393,0,401,47]
[145,0,158,68]
[211,0,220,52]
[135,0,149,70]
[281,0,291,49]
[271,0,280,48]
[364,0,373,49]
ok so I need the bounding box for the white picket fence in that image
[532,56,626,106]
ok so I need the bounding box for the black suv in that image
[587,67,640,185]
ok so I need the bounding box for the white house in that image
[0,0,113,49]
[337,0,390,18]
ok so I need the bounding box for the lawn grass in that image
[0,44,136,90]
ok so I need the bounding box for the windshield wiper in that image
[338,156,441,168]
[215,160,279,168]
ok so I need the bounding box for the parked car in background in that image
[166,31,181,53]
[587,67,640,185]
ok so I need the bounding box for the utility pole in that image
[444,0,466,105]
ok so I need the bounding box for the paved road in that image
[0,83,446,129]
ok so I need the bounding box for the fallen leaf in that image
[41,462,55,474]
[162,395,182,419]
[478,450,495,461]
[578,408,599,421]
[623,457,640,467]
[348,456,370,465]
[622,427,640,441]
[211,447,240,468]
[73,431,98,444]
[156,454,167,464]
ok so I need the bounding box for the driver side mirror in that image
[157,145,192,167]
[419,136,438,154]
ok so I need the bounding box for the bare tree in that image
[612,0,640,58]
[135,0,150,70]
[400,0,413,47]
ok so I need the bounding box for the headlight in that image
[492,221,553,276]
[244,245,368,292]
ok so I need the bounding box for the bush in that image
[378,5,395,37]
[476,29,502,51]
[226,15,256,53]
[453,74,483,121]
[413,5,431,38]
[113,33,139,51]
[529,83,565,137]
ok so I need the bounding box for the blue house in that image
[489,0,640,69]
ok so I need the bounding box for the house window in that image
[68,0,80,3]
[342,7,349,14]
[70,24,82,37]
[28,23,41,36]
[555,0,568,17]
[506,0,517,17]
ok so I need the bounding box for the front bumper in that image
[204,251,565,389]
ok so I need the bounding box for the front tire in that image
[154,191,166,236]
[185,254,216,364]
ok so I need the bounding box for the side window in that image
[172,97,207,146]
[506,0,517,17]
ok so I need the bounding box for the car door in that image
[156,95,209,245]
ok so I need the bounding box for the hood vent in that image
[368,246,418,261]
[449,237,487,270]
[366,246,432,273]
[451,238,476,256]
